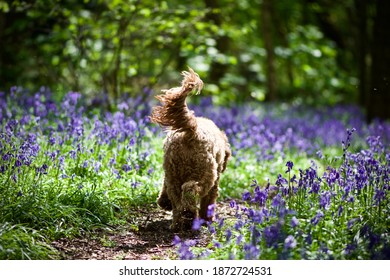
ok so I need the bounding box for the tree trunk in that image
[261,0,277,101]
[355,0,368,107]
[204,0,230,84]
[368,0,390,121]
[0,12,4,86]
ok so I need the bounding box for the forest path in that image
[52,201,236,260]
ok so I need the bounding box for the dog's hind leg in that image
[180,180,200,230]
[157,179,173,211]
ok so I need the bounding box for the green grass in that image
[0,117,164,258]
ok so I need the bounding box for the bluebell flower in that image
[58,156,65,166]
[218,217,224,228]
[253,187,268,206]
[244,243,260,259]
[290,174,297,185]
[319,191,331,210]
[117,102,129,111]
[250,210,264,224]
[192,218,205,230]
[236,234,243,245]
[271,193,284,208]
[15,159,22,167]
[291,216,299,228]
[173,235,181,245]
[337,205,343,216]
[208,224,216,234]
[285,161,294,172]
[94,161,101,173]
[311,210,324,226]
[309,181,321,194]
[366,135,383,153]
[373,188,386,205]
[324,167,340,187]
[284,235,297,249]
[305,233,312,245]
[49,136,56,145]
[242,191,251,201]
[207,204,216,218]
[225,229,232,241]
[234,220,244,231]
[112,168,121,179]
[344,242,357,255]
[276,174,288,187]
[264,223,281,248]
[175,239,196,260]
[2,153,11,162]
[316,150,324,159]
[251,179,259,187]
[69,150,76,159]
[129,137,135,146]
[35,163,48,175]
[121,164,132,172]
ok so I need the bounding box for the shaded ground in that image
[52,200,237,260]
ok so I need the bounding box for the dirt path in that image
[52,201,237,260]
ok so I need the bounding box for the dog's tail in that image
[150,67,203,133]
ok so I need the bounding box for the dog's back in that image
[163,117,229,189]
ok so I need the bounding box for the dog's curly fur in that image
[150,68,231,231]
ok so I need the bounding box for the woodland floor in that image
[51,200,237,260]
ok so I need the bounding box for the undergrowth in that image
[0,87,389,259]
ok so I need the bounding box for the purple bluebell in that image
[264,223,281,248]
[271,193,284,208]
[225,229,232,241]
[337,205,343,216]
[291,216,299,228]
[373,188,386,205]
[236,234,243,245]
[253,187,267,206]
[121,164,132,172]
[207,204,216,218]
[311,210,324,226]
[276,174,288,187]
[242,191,251,201]
[284,235,297,249]
[319,191,332,210]
[286,161,294,172]
[192,218,205,230]
[244,243,260,259]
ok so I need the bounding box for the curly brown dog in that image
[150,68,231,231]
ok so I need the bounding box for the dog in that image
[150,68,231,231]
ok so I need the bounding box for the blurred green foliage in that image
[0,0,373,106]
